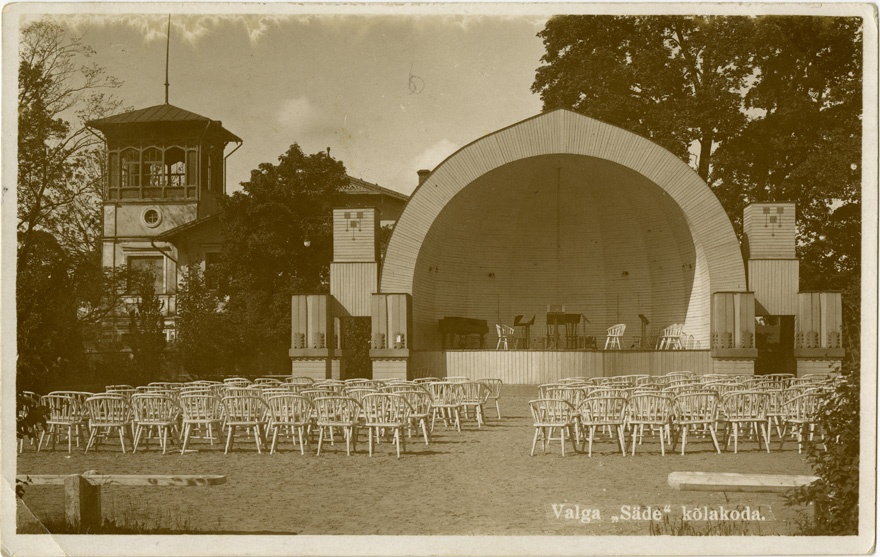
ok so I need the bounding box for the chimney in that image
[417,169,431,186]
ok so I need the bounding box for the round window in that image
[143,208,161,228]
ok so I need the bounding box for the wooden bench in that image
[17,471,226,531]
[668,471,819,493]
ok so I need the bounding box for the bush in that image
[16,393,48,446]
[786,360,860,535]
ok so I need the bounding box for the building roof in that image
[156,176,407,243]
[344,176,409,201]
[154,213,220,242]
[87,104,241,143]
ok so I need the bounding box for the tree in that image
[340,317,372,379]
[17,20,127,391]
[213,144,348,373]
[16,230,84,392]
[710,16,862,347]
[18,20,122,270]
[176,264,233,377]
[532,15,757,182]
[126,272,167,384]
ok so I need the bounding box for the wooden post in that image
[64,474,101,532]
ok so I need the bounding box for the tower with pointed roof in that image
[88,104,241,342]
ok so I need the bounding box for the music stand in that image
[638,314,650,349]
[514,314,535,349]
[579,313,591,348]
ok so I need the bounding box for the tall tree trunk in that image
[697,131,713,183]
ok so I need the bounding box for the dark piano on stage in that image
[438,317,489,349]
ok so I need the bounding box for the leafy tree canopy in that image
[533,15,757,181]
[182,143,349,374]
[18,20,122,267]
[17,20,130,390]
[218,144,348,295]
[16,230,83,392]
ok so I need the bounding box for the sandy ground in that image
[17,386,815,535]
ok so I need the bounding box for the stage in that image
[409,349,716,385]
[292,111,843,385]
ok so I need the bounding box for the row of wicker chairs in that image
[529,372,834,457]
[23,376,504,458]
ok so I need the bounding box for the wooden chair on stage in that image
[495,324,516,350]
[545,323,559,350]
[546,305,565,349]
[657,323,684,350]
[604,324,626,350]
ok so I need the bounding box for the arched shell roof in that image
[380,109,746,346]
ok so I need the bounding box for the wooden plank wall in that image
[821,293,841,347]
[370,295,387,348]
[291,295,309,348]
[410,351,448,378]
[796,359,841,376]
[370,294,411,349]
[748,259,799,315]
[330,262,377,317]
[796,292,842,348]
[713,359,755,375]
[305,295,329,348]
[409,350,713,384]
[743,203,796,260]
[711,292,755,348]
[333,208,377,263]
[711,293,735,348]
[387,294,406,348]
[291,295,331,349]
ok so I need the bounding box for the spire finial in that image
[164,14,171,104]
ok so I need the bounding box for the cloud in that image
[276,97,315,129]
[35,12,548,49]
[410,139,460,173]
[43,14,294,46]
[275,96,340,136]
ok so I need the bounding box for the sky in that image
[33,11,550,195]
